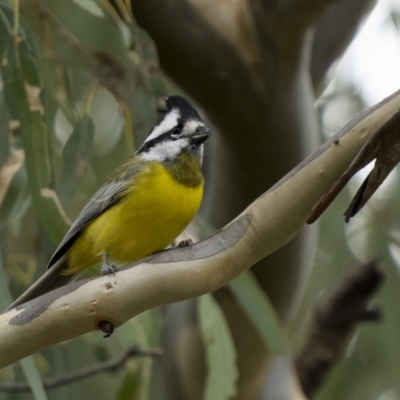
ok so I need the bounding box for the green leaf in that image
[0,92,11,169]
[0,2,27,39]
[0,8,70,243]
[199,294,238,400]
[20,357,48,400]
[0,247,12,310]
[228,271,287,355]
[0,248,16,381]
[18,36,43,87]
[59,114,94,203]
[117,368,143,400]
[0,163,27,228]
[0,249,47,400]
[40,0,127,65]
[135,309,162,400]
[9,194,31,233]
[73,0,104,17]
[112,309,162,400]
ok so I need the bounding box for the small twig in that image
[295,260,383,398]
[0,346,163,392]
[344,111,400,222]
[307,111,400,224]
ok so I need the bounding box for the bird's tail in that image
[5,257,75,312]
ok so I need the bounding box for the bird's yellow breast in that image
[65,162,203,274]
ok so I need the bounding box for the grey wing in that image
[5,182,127,311]
[47,180,129,269]
[4,160,145,311]
[5,257,74,310]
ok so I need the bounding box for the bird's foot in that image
[101,253,118,276]
[151,239,194,256]
[101,264,118,275]
[178,238,193,248]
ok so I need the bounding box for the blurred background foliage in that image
[0,1,169,399]
[1,0,400,399]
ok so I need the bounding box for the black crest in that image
[164,95,203,122]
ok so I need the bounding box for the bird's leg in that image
[101,252,118,276]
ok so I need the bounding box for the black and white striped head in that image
[138,96,212,164]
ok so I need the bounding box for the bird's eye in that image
[172,124,183,135]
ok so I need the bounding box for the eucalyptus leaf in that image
[0,247,12,309]
[0,163,27,229]
[73,0,104,17]
[117,368,143,400]
[20,357,48,400]
[137,309,162,400]
[41,0,127,64]
[0,12,70,243]
[0,86,11,169]
[229,271,287,355]
[199,294,238,400]
[59,114,94,204]
[0,249,47,400]
[18,37,43,88]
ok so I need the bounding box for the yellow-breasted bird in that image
[7,95,212,310]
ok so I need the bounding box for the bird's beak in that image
[190,126,213,145]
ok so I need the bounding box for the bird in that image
[6,95,212,311]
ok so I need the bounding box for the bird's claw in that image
[178,238,193,247]
[101,253,118,275]
[101,264,118,276]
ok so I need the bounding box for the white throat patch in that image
[139,138,188,162]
